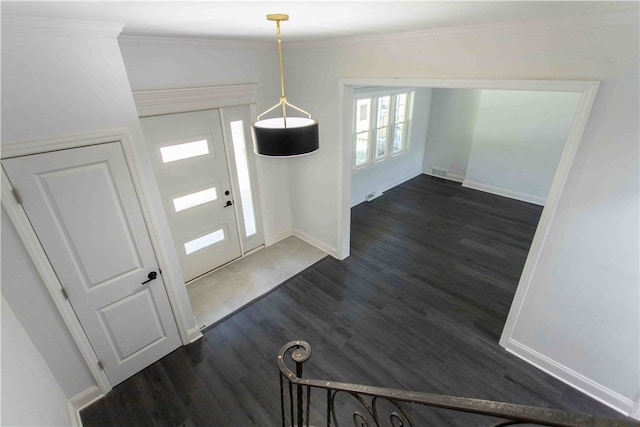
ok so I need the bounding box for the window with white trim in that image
[353,89,414,169]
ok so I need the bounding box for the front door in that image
[141,110,242,282]
[2,142,181,386]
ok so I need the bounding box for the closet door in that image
[3,142,181,386]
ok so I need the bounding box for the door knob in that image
[224,200,233,207]
[225,190,230,196]
[141,271,157,285]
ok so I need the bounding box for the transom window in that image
[353,89,414,169]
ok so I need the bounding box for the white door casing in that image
[141,110,242,282]
[2,142,181,386]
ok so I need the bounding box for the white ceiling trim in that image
[111,8,635,49]
[2,15,124,38]
[287,8,638,48]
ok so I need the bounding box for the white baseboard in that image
[462,180,546,206]
[187,325,203,343]
[423,171,465,183]
[68,386,104,426]
[631,399,640,420]
[265,227,293,246]
[503,337,636,418]
[293,228,338,259]
[351,194,367,207]
[350,169,422,207]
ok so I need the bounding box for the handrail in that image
[277,340,639,427]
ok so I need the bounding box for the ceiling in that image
[2,1,637,42]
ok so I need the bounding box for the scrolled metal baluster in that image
[389,413,405,427]
[331,390,380,427]
[353,411,371,427]
[372,397,414,427]
[331,390,340,427]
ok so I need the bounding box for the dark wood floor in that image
[81,175,623,426]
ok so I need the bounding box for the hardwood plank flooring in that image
[81,175,625,426]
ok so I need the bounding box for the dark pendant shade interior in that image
[251,117,319,157]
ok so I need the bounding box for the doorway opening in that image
[338,78,599,349]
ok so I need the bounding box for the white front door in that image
[141,110,242,282]
[2,142,181,386]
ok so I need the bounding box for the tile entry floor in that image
[186,236,327,329]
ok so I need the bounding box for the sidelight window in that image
[230,120,257,237]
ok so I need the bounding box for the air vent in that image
[431,167,448,178]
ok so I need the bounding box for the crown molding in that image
[118,34,274,50]
[288,8,638,48]
[2,15,123,38]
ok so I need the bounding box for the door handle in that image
[141,271,157,285]
[224,200,233,208]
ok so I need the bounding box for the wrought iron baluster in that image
[296,346,304,427]
[327,389,332,427]
[306,385,311,427]
[289,378,294,427]
[280,373,285,427]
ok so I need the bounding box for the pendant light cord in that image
[257,14,313,125]
[276,19,287,127]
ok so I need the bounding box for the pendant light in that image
[251,14,319,157]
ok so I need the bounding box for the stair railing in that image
[278,340,638,427]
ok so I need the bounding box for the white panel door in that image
[141,110,242,282]
[2,142,181,386]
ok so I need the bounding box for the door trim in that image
[133,84,260,118]
[1,128,194,392]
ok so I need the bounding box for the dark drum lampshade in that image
[251,117,319,157]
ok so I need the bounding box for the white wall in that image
[1,208,96,398]
[423,89,482,181]
[1,296,72,427]
[118,38,293,242]
[464,90,581,204]
[351,88,432,206]
[284,10,639,415]
[508,62,639,409]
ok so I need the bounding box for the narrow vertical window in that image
[375,96,390,159]
[393,93,408,153]
[230,121,257,237]
[354,98,371,167]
